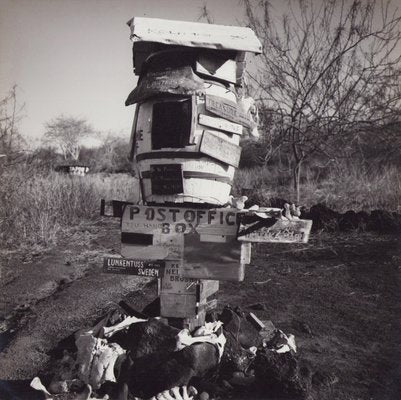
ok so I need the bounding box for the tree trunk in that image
[293,160,302,203]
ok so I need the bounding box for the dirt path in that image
[0,219,151,380]
[1,224,400,400]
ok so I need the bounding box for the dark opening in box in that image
[152,98,192,149]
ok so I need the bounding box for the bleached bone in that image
[176,324,226,361]
[270,330,297,354]
[30,377,53,399]
[102,315,147,338]
[149,386,198,400]
[75,332,126,389]
[238,97,259,138]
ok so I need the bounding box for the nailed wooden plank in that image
[237,219,313,243]
[122,205,240,236]
[103,257,164,278]
[200,131,242,168]
[181,233,245,281]
[205,94,251,128]
[198,114,242,135]
[160,293,206,318]
[150,164,184,195]
[160,261,198,295]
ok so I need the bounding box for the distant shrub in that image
[0,167,139,248]
[233,163,401,212]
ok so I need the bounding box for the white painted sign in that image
[198,114,242,135]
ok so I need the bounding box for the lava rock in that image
[219,306,263,349]
[254,349,313,399]
[121,343,219,398]
[114,318,178,358]
[368,210,401,233]
[308,203,340,232]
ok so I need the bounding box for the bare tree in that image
[0,85,25,162]
[44,116,94,161]
[243,0,401,201]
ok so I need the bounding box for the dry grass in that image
[0,168,138,248]
[233,164,401,212]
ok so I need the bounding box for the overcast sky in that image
[0,0,250,147]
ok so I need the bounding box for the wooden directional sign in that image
[205,94,251,128]
[198,114,242,135]
[237,218,312,244]
[103,257,165,277]
[121,205,246,281]
[200,131,242,167]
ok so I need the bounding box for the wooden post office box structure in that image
[125,17,262,206]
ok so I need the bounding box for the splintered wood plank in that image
[237,219,313,243]
[200,131,242,167]
[198,114,242,135]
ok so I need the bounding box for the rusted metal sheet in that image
[205,95,252,128]
[128,17,262,54]
[199,131,242,167]
[182,234,245,281]
[198,114,242,135]
[102,257,164,277]
[237,219,313,243]
[125,66,204,105]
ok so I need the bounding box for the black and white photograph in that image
[1,1,400,399]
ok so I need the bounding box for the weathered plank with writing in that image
[198,114,242,135]
[205,94,251,128]
[150,164,183,195]
[103,257,165,278]
[122,205,240,236]
[200,131,242,167]
[237,219,312,243]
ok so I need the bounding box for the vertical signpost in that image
[102,17,312,329]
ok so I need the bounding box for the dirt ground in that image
[0,218,400,400]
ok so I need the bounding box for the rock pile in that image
[29,304,317,400]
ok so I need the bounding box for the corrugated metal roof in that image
[127,17,262,54]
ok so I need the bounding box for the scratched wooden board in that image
[181,233,245,281]
[160,260,197,294]
[122,205,240,237]
[198,114,242,135]
[103,257,164,278]
[237,219,313,243]
[200,131,242,167]
[160,293,207,318]
[205,94,251,128]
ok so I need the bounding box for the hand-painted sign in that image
[150,164,183,195]
[200,131,242,167]
[205,94,251,128]
[122,205,240,236]
[103,257,165,277]
[198,114,242,135]
[237,219,312,243]
[121,205,248,281]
